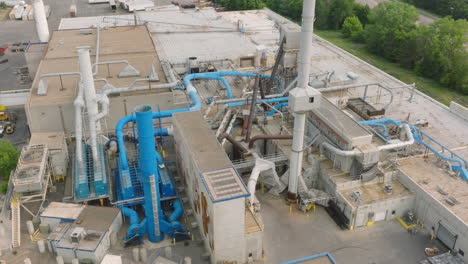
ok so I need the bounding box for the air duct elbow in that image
[168,200,183,222]
[319,142,360,157]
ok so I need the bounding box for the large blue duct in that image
[134,105,164,242]
[365,118,468,181]
[116,85,201,200]
[183,71,281,101]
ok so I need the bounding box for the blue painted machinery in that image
[117,105,188,244]
[74,142,108,200]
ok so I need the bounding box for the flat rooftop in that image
[40,202,84,220]
[29,132,66,150]
[398,156,468,224]
[74,205,120,231]
[339,181,413,207]
[28,25,167,106]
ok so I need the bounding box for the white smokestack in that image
[77,46,100,166]
[33,0,50,42]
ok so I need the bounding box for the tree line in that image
[403,0,467,20]
[219,0,468,94]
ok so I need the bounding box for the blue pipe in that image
[183,74,233,99]
[135,105,164,242]
[121,207,146,242]
[267,102,288,116]
[358,120,389,137]
[168,199,184,222]
[183,71,281,101]
[281,252,337,264]
[116,86,201,200]
[367,118,467,181]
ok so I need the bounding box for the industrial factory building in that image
[2,0,467,263]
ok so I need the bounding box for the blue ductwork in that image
[183,71,281,101]
[116,85,201,200]
[121,207,146,242]
[184,74,233,99]
[365,118,468,181]
[135,105,164,242]
[169,199,184,222]
[282,252,337,264]
[358,120,390,138]
[267,102,289,116]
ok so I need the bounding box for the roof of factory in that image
[398,155,468,224]
[74,205,120,231]
[59,8,282,66]
[27,25,167,106]
[173,111,249,203]
[40,202,84,220]
[339,181,413,207]
[29,132,66,150]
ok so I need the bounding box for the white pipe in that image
[77,46,100,166]
[288,0,316,198]
[319,142,360,157]
[74,82,85,173]
[203,101,216,119]
[221,112,237,146]
[216,109,232,138]
[95,94,109,121]
[33,0,49,42]
[247,158,276,210]
[93,26,101,75]
[319,124,414,158]
[378,124,414,151]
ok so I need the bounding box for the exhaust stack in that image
[33,0,49,42]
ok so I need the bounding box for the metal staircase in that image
[11,196,21,248]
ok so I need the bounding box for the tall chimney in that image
[33,0,50,42]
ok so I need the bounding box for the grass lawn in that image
[315,30,468,107]
[0,7,11,21]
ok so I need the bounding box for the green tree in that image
[0,182,7,194]
[328,0,354,29]
[314,0,332,29]
[364,2,418,61]
[286,0,303,21]
[352,3,370,25]
[0,140,19,180]
[415,18,468,93]
[342,16,363,38]
[405,0,467,20]
[0,140,18,180]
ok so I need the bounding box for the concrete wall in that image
[398,171,468,262]
[450,101,468,121]
[353,195,414,228]
[213,199,246,263]
[173,111,258,264]
[39,216,62,230]
[0,90,29,106]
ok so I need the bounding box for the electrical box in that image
[288,86,321,112]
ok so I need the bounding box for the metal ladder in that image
[11,196,21,248]
[150,175,160,237]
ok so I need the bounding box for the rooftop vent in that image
[37,79,48,96]
[70,227,86,244]
[350,190,361,202]
[118,64,140,78]
[383,184,393,194]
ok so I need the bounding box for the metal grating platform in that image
[201,167,249,203]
